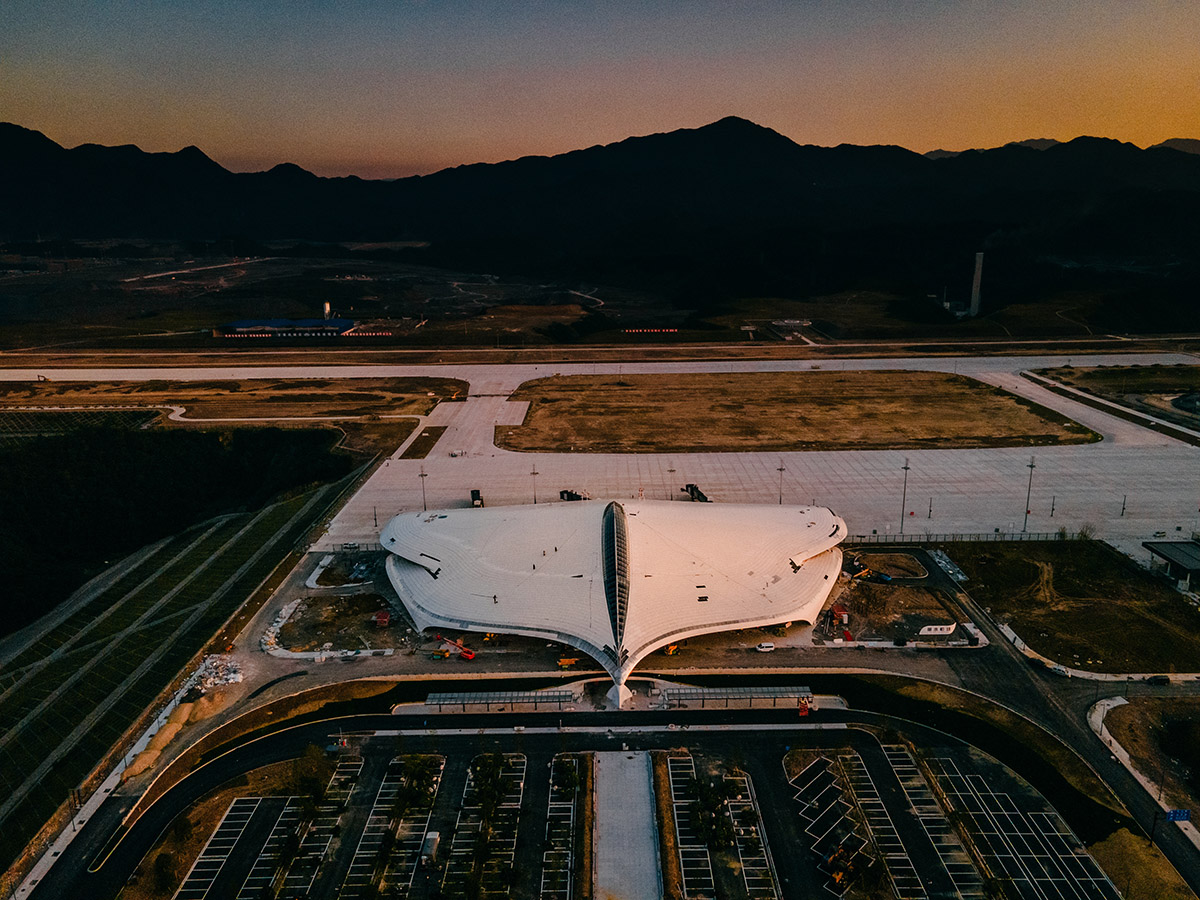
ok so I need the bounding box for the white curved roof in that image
[381,500,844,687]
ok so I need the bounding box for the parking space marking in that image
[278,759,362,896]
[540,755,579,900]
[724,771,779,900]
[236,801,299,899]
[884,745,985,899]
[443,754,526,899]
[340,755,444,899]
[786,756,869,896]
[175,797,261,900]
[667,755,717,899]
[929,758,1121,900]
[839,753,927,900]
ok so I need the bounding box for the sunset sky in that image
[3,1,1197,179]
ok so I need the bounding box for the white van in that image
[756,642,775,652]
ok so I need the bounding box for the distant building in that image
[969,252,984,317]
[1143,540,1200,591]
[212,317,355,338]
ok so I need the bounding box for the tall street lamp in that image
[1023,456,1036,533]
[531,466,539,504]
[899,457,911,534]
[419,466,428,512]
[777,459,786,505]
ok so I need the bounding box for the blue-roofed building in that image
[213,317,356,338]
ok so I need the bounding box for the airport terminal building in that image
[381,500,846,706]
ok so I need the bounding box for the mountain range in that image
[2,117,1199,317]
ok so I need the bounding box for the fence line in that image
[846,531,1077,544]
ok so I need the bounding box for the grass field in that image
[1106,698,1200,813]
[498,371,1099,453]
[939,541,1200,673]
[0,376,467,420]
[0,480,347,877]
[1038,364,1200,429]
[400,424,447,458]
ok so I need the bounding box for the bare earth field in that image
[498,371,1099,453]
[939,541,1200,673]
[0,376,467,419]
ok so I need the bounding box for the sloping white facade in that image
[381,500,844,705]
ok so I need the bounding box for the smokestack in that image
[969,252,984,317]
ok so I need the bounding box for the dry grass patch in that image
[499,371,1097,452]
[1087,828,1197,900]
[0,376,466,419]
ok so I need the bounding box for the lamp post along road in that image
[1023,456,1036,533]
[419,467,428,512]
[777,459,785,505]
[531,466,539,504]
[899,457,911,534]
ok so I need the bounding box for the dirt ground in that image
[940,541,1200,673]
[855,552,928,578]
[0,376,466,419]
[497,371,1098,453]
[1105,698,1200,814]
[832,581,958,642]
[279,593,410,652]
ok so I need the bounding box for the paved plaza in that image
[3,351,1198,556]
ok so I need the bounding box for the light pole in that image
[531,466,539,504]
[419,466,428,512]
[777,459,786,505]
[1023,456,1036,533]
[899,458,910,534]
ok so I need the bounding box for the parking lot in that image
[667,754,718,899]
[540,756,579,900]
[154,725,1130,900]
[441,753,526,899]
[928,756,1122,900]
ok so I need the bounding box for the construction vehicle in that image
[798,696,810,717]
[430,648,452,660]
[662,644,680,656]
[436,634,476,660]
[557,657,579,668]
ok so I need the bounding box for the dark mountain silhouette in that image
[1152,138,1200,155]
[2,118,1199,319]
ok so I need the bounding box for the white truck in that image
[420,831,440,866]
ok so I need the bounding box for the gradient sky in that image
[3,1,1197,179]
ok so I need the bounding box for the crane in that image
[435,633,476,660]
